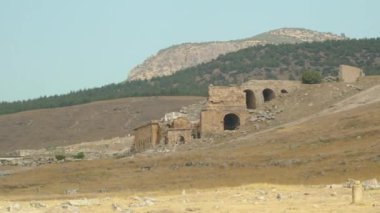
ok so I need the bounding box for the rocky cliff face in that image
[127,28,346,81]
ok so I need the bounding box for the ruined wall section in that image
[206,86,246,110]
[201,110,249,136]
[338,65,365,83]
[242,80,301,105]
[172,117,192,129]
[133,121,160,152]
[201,80,301,137]
[166,129,192,145]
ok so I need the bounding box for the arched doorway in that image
[177,136,185,144]
[263,88,275,102]
[223,113,240,130]
[244,89,256,109]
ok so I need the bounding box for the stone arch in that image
[244,89,256,109]
[223,113,240,130]
[177,135,185,144]
[263,88,275,102]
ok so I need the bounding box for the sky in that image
[0,0,379,102]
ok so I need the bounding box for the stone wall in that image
[166,129,192,145]
[172,117,192,129]
[207,86,246,110]
[133,122,160,152]
[200,109,249,136]
[338,65,364,83]
[200,80,300,136]
[242,80,301,107]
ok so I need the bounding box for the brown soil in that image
[0,77,379,212]
[0,96,204,154]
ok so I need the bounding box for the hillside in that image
[1,38,379,116]
[0,96,204,154]
[1,77,380,210]
[127,28,345,81]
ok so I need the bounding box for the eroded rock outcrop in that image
[127,28,345,81]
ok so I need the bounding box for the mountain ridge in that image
[127,28,346,81]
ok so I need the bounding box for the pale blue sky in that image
[0,0,379,101]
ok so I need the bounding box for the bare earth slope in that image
[0,96,204,154]
[127,28,345,81]
[0,78,379,212]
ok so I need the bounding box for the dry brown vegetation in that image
[0,96,204,154]
[0,77,379,212]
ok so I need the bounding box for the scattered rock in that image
[276,193,282,200]
[186,207,201,211]
[64,188,78,195]
[30,201,46,208]
[65,198,100,206]
[256,196,265,201]
[0,171,9,177]
[6,203,21,212]
[60,203,80,213]
[363,178,380,190]
[112,203,133,212]
[129,197,156,207]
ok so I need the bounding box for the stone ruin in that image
[338,64,365,83]
[133,116,199,153]
[133,80,300,152]
[200,80,300,136]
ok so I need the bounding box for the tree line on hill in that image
[1,38,380,115]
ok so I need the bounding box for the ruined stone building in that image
[133,79,300,152]
[133,116,196,152]
[200,80,300,136]
[338,64,365,83]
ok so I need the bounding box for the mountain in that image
[1,38,380,116]
[127,28,346,81]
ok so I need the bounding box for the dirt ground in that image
[0,184,379,213]
[0,96,204,154]
[0,77,380,212]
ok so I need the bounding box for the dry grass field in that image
[0,96,204,154]
[0,77,379,212]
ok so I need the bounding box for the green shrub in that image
[302,70,322,84]
[55,154,66,161]
[73,152,85,160]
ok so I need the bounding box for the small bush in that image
[302,70,322,84]
[55,154,66,161]
[73,152,85,160]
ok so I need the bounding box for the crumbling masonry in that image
[133,79,300,152]
[200,80,300,136]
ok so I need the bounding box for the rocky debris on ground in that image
[249,105,284,123]
[64,188,78,195]
[30,201,46,208]
[363,178,380,190]
[179,100,206,122]
[161,100,206,125]
[0,171,9,177]
[323,76,338,82]
[64,198,101,207]
[57,203,80,213]
[112,203,133,212]
[269,159,305,167]
[128,197,157,207]
[0,136,133,167]
[343,178,380,190]
[6,203,21,212]
[346,84,363,91]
